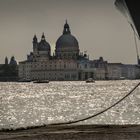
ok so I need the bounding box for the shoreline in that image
[1,124,140,140]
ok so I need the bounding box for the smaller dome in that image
[38,33,51,51]
[9,56,17,65]
[38,40,51,51]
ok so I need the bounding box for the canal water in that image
[0,80,140,129]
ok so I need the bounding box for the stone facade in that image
[106,63,140,80]
[121,64,140,79]
[107,63,122,80]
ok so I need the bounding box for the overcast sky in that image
[0,0,139,64]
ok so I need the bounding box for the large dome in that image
[56,34,79,49]
[55,21,79,50]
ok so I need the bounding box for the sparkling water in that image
[0,80,140,129]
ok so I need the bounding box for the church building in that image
[19,21,97,81]
[19,21,140,81]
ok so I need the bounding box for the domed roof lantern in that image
[33,34,38,42]
[63,20,71,35]
[64,20,69,28]
[41,32,45,40]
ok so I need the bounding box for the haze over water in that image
[0,80,140,129]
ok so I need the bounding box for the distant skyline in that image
[0,0,139,64]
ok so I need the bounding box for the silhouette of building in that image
[0,56,18,81]
[5,57,8,65]
[9,56,17,65]
[19,21,107,81]
[19,21,140,81]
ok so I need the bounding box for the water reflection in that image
[0,80,140,129]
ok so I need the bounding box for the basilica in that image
[19,21,102,81]
[19,21,140,81]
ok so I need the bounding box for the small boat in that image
[18,79,31,82]
[120,77,125,80]
[33,80,49,83]
[86,78,95,83]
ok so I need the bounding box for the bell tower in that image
[33,35,38,55]
[5,56,8,65]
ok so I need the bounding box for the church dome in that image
[38,33,51,51]
[56,21,79,50]
[56,34,79,49]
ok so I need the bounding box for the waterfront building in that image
[107,63,122,80]
[121,64,140,79]
[107,63,140,80]
[78,57,107,80]
[19,21,140,81]
[78,58,95,80]
[19,21,81,81]
[92,57,108,80]
[0,56,18,81]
